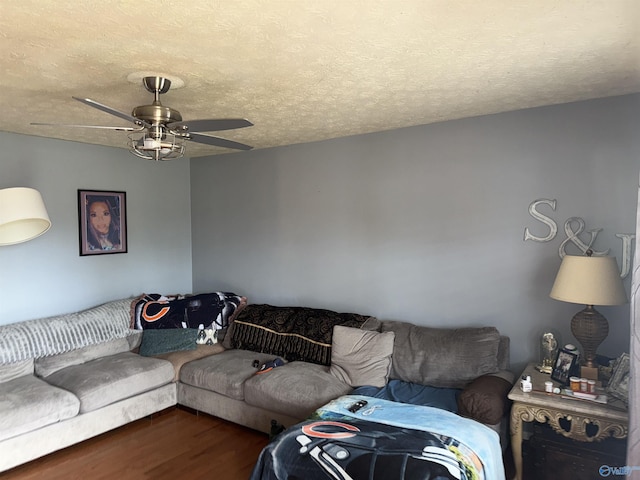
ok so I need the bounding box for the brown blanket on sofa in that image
[230,304,377,366]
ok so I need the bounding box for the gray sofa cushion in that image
[43,352,174,413]
[126,329,143,350]
[497,336,510,371]
[243,361,353,419]
[155,343,224,382]
[329,326,395,388]
[0,358,33,384]
[381,321,501,388]
[34,337,132,378]
[0,375,80,441]
[179,349,277,400]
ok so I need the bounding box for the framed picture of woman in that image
[78,190,127,256]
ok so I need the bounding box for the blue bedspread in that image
[353,379,461,413]
[251,395,505,480]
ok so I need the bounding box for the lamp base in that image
[580,365,599,381]
[536,364,553,374]
[571,305,608,369]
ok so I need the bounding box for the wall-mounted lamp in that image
[0,187,52,245]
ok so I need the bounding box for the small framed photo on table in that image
[551,347,579,385]
[78,189,127,256]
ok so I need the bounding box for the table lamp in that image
[549,251,627,377]
[0,187,51,245]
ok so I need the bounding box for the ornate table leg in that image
[510,403,528,480]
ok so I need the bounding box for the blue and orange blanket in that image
[131,292,244,330]
[250,395,505,480]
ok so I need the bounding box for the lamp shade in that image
[550,255,628,306]
[0,187,51,246]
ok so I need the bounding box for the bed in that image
[250,394,505,480]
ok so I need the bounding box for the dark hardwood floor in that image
[1,407,270,480]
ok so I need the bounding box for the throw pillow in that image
[457,374,512,424]
[138,328,199,357]
[329,325,395,388]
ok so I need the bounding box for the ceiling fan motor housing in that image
[131,104,182,127]
[132,76,183,129]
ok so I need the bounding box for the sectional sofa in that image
[0,297,514,473]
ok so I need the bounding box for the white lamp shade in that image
[0,187,52,245]
[550,255,628,306]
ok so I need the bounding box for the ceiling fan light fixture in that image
[127,132,185,161]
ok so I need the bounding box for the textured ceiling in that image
[1,1,639,158]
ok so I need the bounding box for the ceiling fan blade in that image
[188,132,253,151]
[168,118,253,132]
[31,122,139,132]
[72,96,150,127]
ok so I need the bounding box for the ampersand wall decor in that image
[523,198,635,279]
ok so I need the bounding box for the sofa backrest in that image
[380,320,507,389]
[0,358,33,384]
[0,298,135,364]
[497,335,510,371]
[34,337,132,378]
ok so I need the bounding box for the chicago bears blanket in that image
[250,395,505,480]
[131,292,244,330]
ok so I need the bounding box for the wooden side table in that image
[508,363,628,480]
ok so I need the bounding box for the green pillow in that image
[139,328,199,357]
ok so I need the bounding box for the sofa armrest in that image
[456,370,514,425]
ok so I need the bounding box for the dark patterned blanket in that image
[132,292,245,330]
[230,304,376,365]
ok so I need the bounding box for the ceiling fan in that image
[31,76,253,160]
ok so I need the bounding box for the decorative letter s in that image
[524,199,558,243]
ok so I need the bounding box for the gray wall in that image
[0,133,193,324]
[1,95,636,371]
[191,94,640,371]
